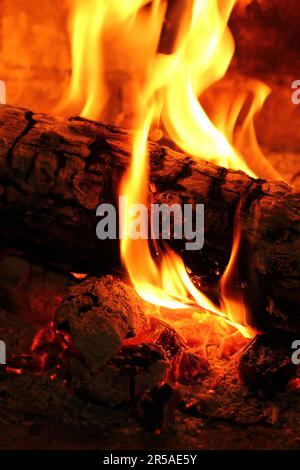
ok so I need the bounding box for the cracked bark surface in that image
[0,105,299,333]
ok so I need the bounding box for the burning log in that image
[0,105,299,333]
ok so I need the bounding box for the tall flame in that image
[220,216,254,338]
[160,0,255,175]
[56,0,107,120]
[119,105,219,313]
[62,0,281,338]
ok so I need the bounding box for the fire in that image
[61,0,281,338]
[220,216,254,338]
[160,0,255,176]
[57,0,166,123]
[119,105,218,312]
[56,0,107,120]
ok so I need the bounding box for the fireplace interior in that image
[0,0,300,451]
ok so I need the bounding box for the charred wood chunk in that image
[70,343,169,407]
[136,383,178,433]
[152,316,186,358]
[238,334,297,398]
[55,275,149,372]
[167,348,209,385]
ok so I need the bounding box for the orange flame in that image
[119,105,218,313]
[61,0,281,338]
[220,217,256,338]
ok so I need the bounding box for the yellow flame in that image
[120,106,254,336]
[119,107,218,313]
[119,0,259,335]
[220,221,255,338]
[233,79,282,179]
[160,0,256,176]
[57,0,154,121]
[61,0,280,338]
[120,107,230,324]
[56,0,107,120]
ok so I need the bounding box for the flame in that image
[160,0,255,176]
[119,106,253,336]
[57,0,165,123]
[220,217,256,338]
[61,0,281,338]
[119,0,260,335]
[233,79,282,180]
[119,106,218,313]
[56,0,107,120]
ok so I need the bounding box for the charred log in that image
[0,105,299,333]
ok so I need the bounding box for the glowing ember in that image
[70,272,88,280]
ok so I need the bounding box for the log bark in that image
[0,105,299,333]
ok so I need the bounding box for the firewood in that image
[166,348,209,385]
[238,334,297,398]
[54,275,169,406]
[69,341,169,407]
[55,280,196,405]
[136,383,178,433]
[0,105,299,334]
